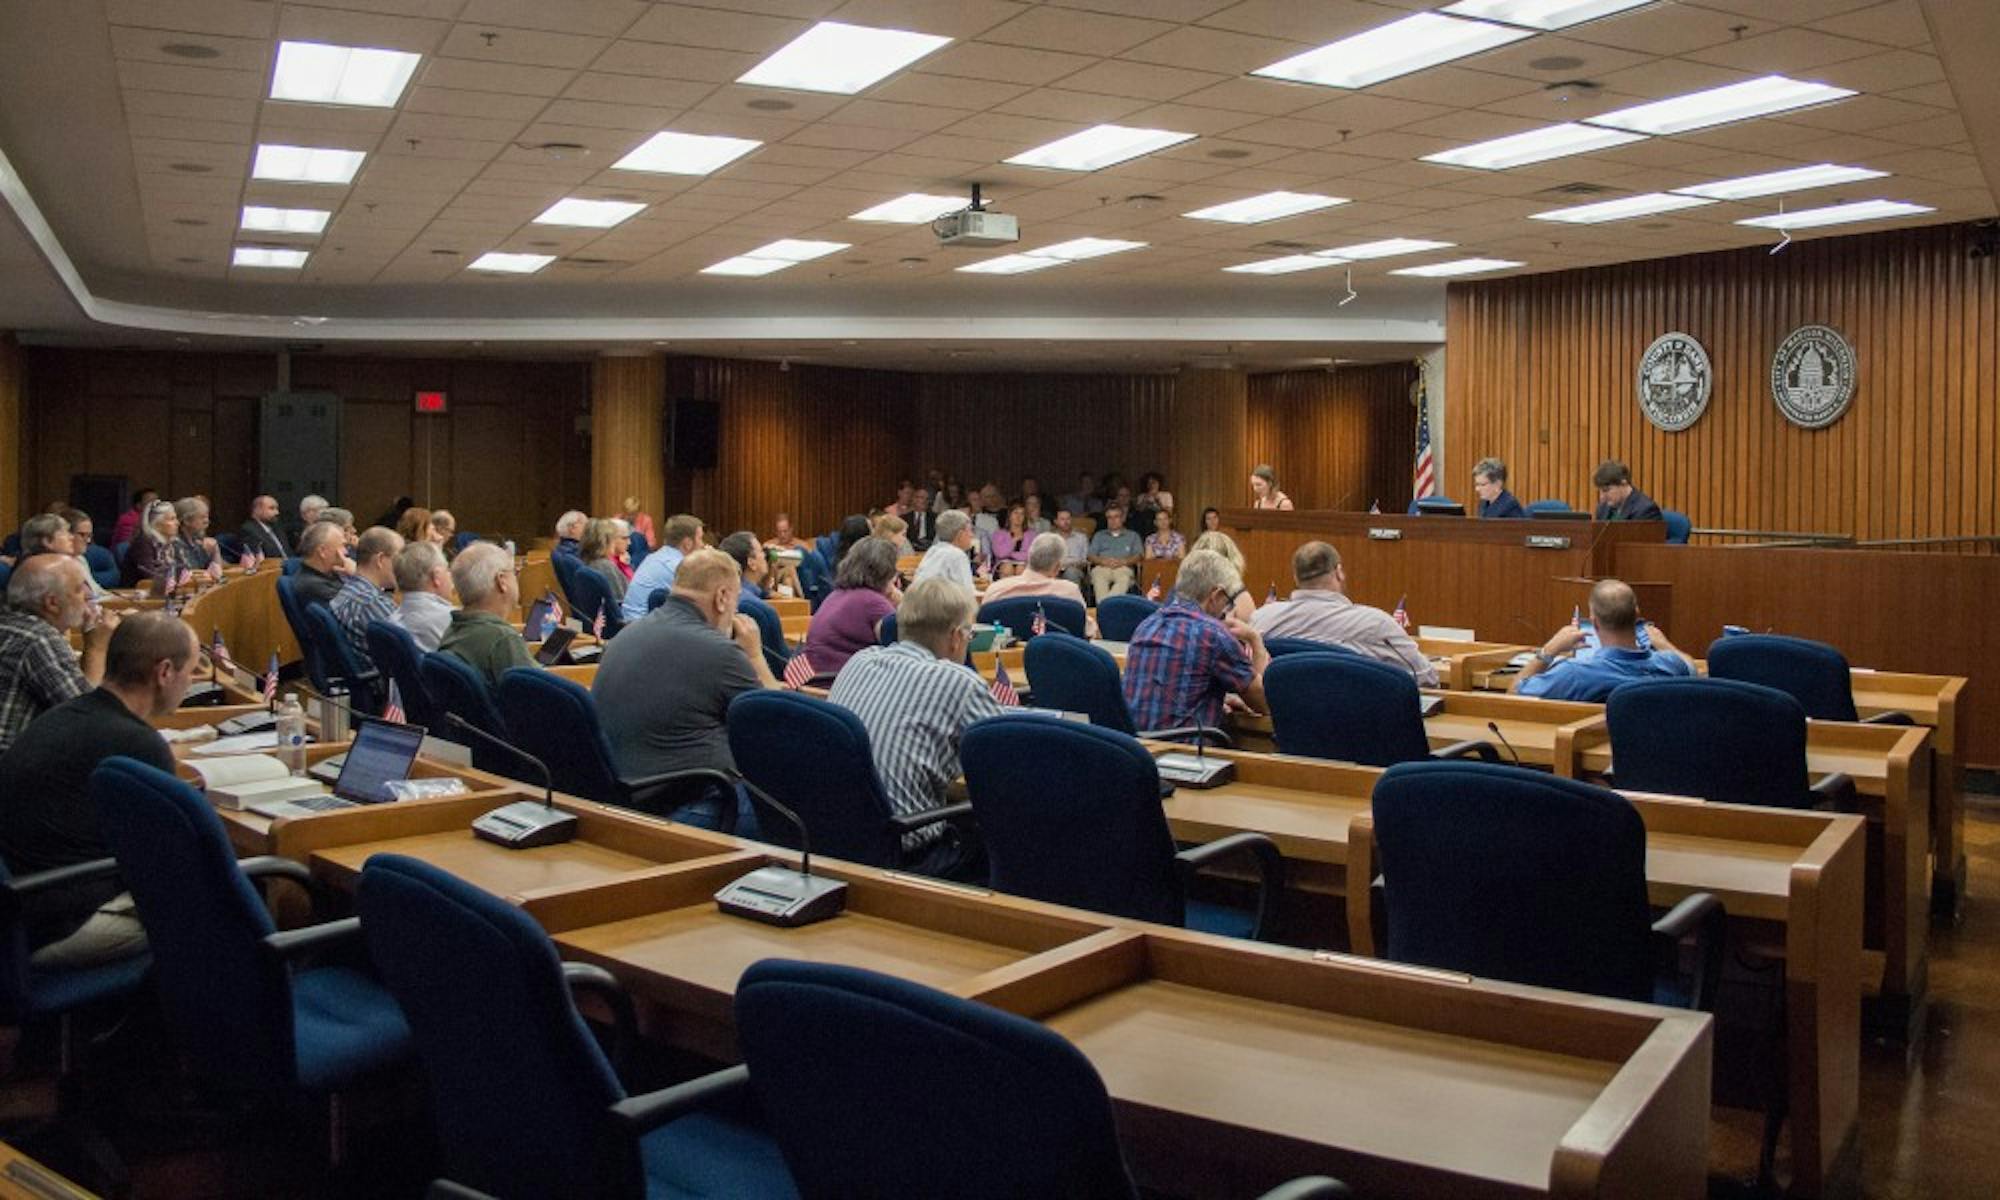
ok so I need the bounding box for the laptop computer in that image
[253,720,427,818]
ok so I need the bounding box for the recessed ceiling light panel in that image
[270,41,420,108]
[1005,124,1196,172]
[1390,257,1525,277]
[1672,163,1887,201]
[1224,255,1343,275]
[746,239,850,263]
[1441,0,1654,31]
[1587,75,1856,135]
[701,256,797,277]
[1318,238,1456,259]
[956,254,1065,275]
[1029,238,1146,261]
[252,144,366,184]
[533,198,646,228]
[1530,192,1716,223]
[1736,199,1934,231]
[1184,192,1348,223]
[850,193,968,223]
[469,252,556,274]
[612,131,762,176]
[232,247,310,269]
[1253,13,1533,90]
[737,21,951,95]
[1422,122,1645,170]
[240,206,331,234]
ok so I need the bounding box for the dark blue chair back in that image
[627,531,648,567]
[877,612,897,646]
[273,574,312,654]
[1663,510,1692,544]
[452,532,481,554]
[727,691,904,867]
[357,855,623,1200]
[1264,636,1351,658]
[1606,677,1812,808]
[0,533,17,558]
[1266,652,1431,766]
[814,533,839,564]
[1526,499,1574,514]
[365,620,439,730]
[978,597,1087,640]
[1093,594,1155,643]
[1707,633,1859,722]
[737,960,1135,1200]
[549,551,584,610]
[84,543,121,589]
[565,566,624,638]
[646,588,668,612]
[420,653,514,776]
[0,857,151,1027]
[1022,635,1134,734]
[497,670,626,807]
[288,594,338,696]
[303,602,382,714]
[1373,761,1654,1001]
[281,556,303,576]
[738,593,790,675]
[963,718,1183,926]
[0,562,10,598]
[797,550,832,611]
[215,532,243,561]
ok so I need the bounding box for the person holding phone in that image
[1513,579,1691,702]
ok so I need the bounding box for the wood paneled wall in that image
[0,335,21,535]
[591,355,665,525]
[1444,221,2000,538]
[20,349,590,542]
[1246,364,1418,513]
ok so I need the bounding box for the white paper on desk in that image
[1418,625,1476,642]
[185,754,291,788]
[192,732,294,756]
[158,726,218,744]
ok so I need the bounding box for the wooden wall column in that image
[591,353,664,528]
[1170,367,1248,529]
[0,334,21,533]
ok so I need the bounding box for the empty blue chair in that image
[1022,635,1230,745]
[1606,678,1849,810]
[566,567,624,639]
[0,855,152,1076]
[214,532,243,562]
[90,758,411,1123]
[1662,509,1692,544]
[977,596,1087,640]
[1707,633,1911,726]
[358,855,794,1200]
[1093,594,1155,643]
[550,551,585,611]
[726,691,970,875]
[498,670,712,817]
[83,543,121,589]
[302,603,383,715]
[1526,499,1575,515]
[1263,637,1353,658]
[738,593,791,675]
[963,717,1279,938]
[419,653,516,778]
[364,620,439,731]
[1264,652,1494,767]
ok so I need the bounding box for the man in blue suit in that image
[1592,460,1664,521]
[1472,457,1526,519]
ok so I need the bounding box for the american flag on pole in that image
[989,659,1021,706]
[1031,604,1048,637]
[1145,575,1162,601]
[781,651,815,690]
[263,651,279,705]
[1392,594,1410,630]
[592,605,607,639]
[382,682,407,724]
[1412,362,1437,501]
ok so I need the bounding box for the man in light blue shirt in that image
[1086,505,1143,597]
[621,513,703,622]
[1514,579,1692,702]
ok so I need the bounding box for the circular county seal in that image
[1770,325,1856,429]
[1636,332,1712,432]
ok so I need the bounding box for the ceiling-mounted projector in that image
[933,182,1018,247]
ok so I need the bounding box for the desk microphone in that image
[1150,702,1235,790]
[714,777,847,927]
[442,714,579,849]
[1486,721,1522,766]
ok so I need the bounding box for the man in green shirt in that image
[438,542,534,691]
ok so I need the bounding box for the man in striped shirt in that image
[827,576,1003,883]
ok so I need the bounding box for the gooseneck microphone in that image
[713,777,848,927]
[444,713,578,849]
[1486,721,1523,766]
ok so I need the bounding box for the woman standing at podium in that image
[1249,464,1293,510]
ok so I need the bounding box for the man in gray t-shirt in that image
[1087,505,1143,597]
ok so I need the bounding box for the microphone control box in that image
[716,865,848,927]
[1155,752,1235,790]
[472,800,579,849]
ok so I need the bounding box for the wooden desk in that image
[0,1141,95,1200]
[1227,689,1606,764]
[178,564,299,669]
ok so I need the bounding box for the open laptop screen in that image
[332,720,427,804]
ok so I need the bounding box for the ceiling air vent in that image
[557,257,625,269]
[1254,240,1315,252]
[1541,181,1620,197]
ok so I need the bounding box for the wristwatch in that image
[1533,649,1559,667]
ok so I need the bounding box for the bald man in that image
[0,556,116,753]
[1513,579,1692,702]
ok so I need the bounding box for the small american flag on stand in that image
[382,682,406,724]
[1392,594,1410,630]
[1369,499,1381,515]
[781,651,815,690]
[1145,575,1162,601]
[1031,604,1048,637]
[206,557,222,583]
[989,659,1020,706]
[592,605,607,639]
[263,651,279,705]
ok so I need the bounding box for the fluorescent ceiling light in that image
[1736,199,1934,231]
[956,254,1065,275]
[737,21,950,95]
[468,252,556,274]
[269,41,420,108]
[700,256,796,277]
[240,206,330,234]
[252,144,366,185]
[232,247,309,269]
[1318,238,1455,260]
[1005,124,1196,172]
[1672,163,1888,201]
[1423,122,1644,170]
[612,131,761,176]
[1184,192,1347,224]
[1224,255,1343,275]
[1390,258,1524,277]
[850,193,967,223]
[1531,192,1716,223]
[1253,13,1533,90]
[533,198,646,228]
[1029,238,1146,261]
[1587,75,1856,135]
[701,238,850,277]
[1441,1,1653,31]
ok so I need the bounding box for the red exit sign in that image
[414,390,449,413]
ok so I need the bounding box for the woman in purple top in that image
[1145,509,1186,559]
[988,504,1033,576]
[802,536,902,675]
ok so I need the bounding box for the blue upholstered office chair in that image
[0,854,153,1079]
[738,593,791,675]
[876,612,897,647]
[796,549,832,611]
[1093,594,1156,643]
[726,691,971,873]
[1021,635,1230,745]
[0,533,17,559]
[419,653,516,778]
[977,597,1087,640]
[357,856,794,1200]
[273,573,311,649]
[1662,510,1692,544]
[281,555,303,577]
[0,562,10,597]
[646,588,668,613]
[288,598,343,701]
[963,718,1279,939]
[814,532,839,564]
[497,670,708,818]
[302,603,383,715]
[627,530,649,567]
[550,551,584,611]
[214,532,243,562]
[1371,761,1723,1007]
[90,758,412,1130]
[1526,499,1575,515]
[1707,633,1912,726]
[1265,652,1494,768]
[1263,636,1353,658]
[565,567,624,639]
[452,532,481,554]
[83,543,121,589]
[1605,677,1851,810]
[364,620,439,731]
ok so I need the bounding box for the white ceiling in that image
[0,0,1994,367]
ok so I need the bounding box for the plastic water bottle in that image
[277,695,307,776]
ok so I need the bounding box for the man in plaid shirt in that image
[0,556,117,753]
[1122,548,1269,735]
[329,527,404,684]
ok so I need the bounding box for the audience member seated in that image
[239,493,290,559]
[1023,494,1051,534]
[981,533,1088,611]
[606,518,636,581]
[1144,509,1185,560]
[16,513,71,562]
[1123,549,1268,731]
[622,513,702,623]
[372,495,416,531]
[58,511,112,598]
[0,613,194,967]
[907,489,938,550]
[1200,506,1223,533]
[123,499,192,587]
[1059,472,1104,517]
[717,531,769,600]
[1052,509,1090,588]
[1131,471,1174,529]
[110,488,156,548]
[577,518,629,611]
[391,541,453,651]
[329,527,403,680]
[595,548,776,827]
[173,497,222,569]
[768,511,800,552]
[438,542,534,692]
[621,495,656,550]
[1473,457,1527,519]
[1250,541,1437,687]
[296,493,329,546]
[873,513,912,557]
[834,514,872,564]
[972,485,1004,541]
[827,576,1001,882]
[1514,579,1692,701]
[1249,463,1293,510]
[1087,505,1143,597]
[552,510,587,557]
[801,537,902,675]
[428,508,456,550]
[291,521,350,608]
[0,556,115,753]
[317,506,359,552]
[394,505,433,550]
[914,510,976,590]
[989,504,1034,576]
[1592,459,1663,522]
[1191,531,1259,622]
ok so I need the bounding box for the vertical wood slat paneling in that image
[1443,222,2000,540]
[0,335,21,533]
[1244,363,1417,513]
[591,355,666,527]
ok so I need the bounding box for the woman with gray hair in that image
[798,536,902,675]
[123,500,193,587]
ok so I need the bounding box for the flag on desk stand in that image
[1392,594,1410,630]
[592,605,607,639]
[1411,361,1437,501]
[382,682,407,725]
[989,659,1021,707]
[206,556,222,584]
[1369,499,1381,515]
[1145,575,1162,602]
[263,652,279,706]
[1031,604,1048,637]
[781,651,815,690]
